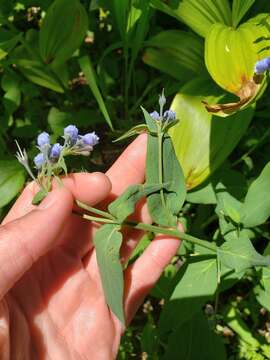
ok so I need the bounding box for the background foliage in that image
[1,0,270,358]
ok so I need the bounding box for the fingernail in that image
[38,190,57,210]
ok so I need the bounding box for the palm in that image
[5,218,121,359]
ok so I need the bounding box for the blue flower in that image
[50,143,62,159]
[81,132,99,146]
[37,132,50,147]
[164,109,176,121]
[150,111,160,121]
[254,57,270,74]
[64,125,79,144]
[34,153,45,169]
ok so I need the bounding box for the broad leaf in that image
[39,0,88,66]
[215,183,243,224]
[159,256,217,334]
[241,162,270,228]
[150,0,232,38]
[93,224,125,324]
[0,160,25,208]
[163,311,226,360]
[232,0,256,27]
[219,234,270,273]
[108,183,166,223]
[169,77,253,189]
[144,30,205,75]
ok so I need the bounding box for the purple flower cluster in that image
[34,125,99,169]
[254,57,270,74]
[150,109,176,122]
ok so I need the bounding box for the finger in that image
[2,172,112,224]
[0,187,73,298]
[124,230,182,324]
[106,133,147,196]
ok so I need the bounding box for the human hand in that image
[0,134,180,359]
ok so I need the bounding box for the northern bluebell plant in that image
[16,125,99,204]
[15,91,270,326]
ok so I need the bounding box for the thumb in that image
[0,187,73,299]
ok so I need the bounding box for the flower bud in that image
[82,132,99,146]
[64,125,79,144]
[159,90,166,109]
[37,132,50,147]
[34,153,45,169]
[254,57,270,74]
[50,143,62,159]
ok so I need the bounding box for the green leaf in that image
[108,183,165,223]
[232,0,256,27]
[215,183,243,224]
[241,162,270,228]
[93,224,125,324]
[146,135,186,227]
[113,124,148,142]
[39,0,88,66]
[163,311,226,360]
[150,0,232,38]
[169,77,254,189]
[0,160,25,208]
[79,55,113,130]
[1,71,21,116]
[142,47,194,82]
[144,30,205,75]
[159,256,217,334]
[0,30,22,60]
[219,234,270,273]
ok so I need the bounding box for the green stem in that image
[157,125,166,210]
[76,200,115,221]
[125,221,217,253]
[83,214,115,224]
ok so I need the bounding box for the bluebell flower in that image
[164,109,176,121]
[81,132,99,146]
[50,143,62,159]
[37,132,50,147]
[34,153,45,169]
[150,111,160,121]
[64,125,79,144]
[254,57,270,74]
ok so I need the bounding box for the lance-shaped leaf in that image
[93,224,125,324]
[113,124,148,142]
[204,18,270,116]
[39,0,88,66]
[169,77,253,189]
[219,234,270,273]
[241,162,270,228]
[232,0,256,27]
[108,183,166,223]
[142,108,186,227]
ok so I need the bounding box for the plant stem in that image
[76,200,115,220]
[83,214,115,224]
[125,221,217,253]
[157,125,167,210]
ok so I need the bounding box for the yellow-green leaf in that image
[204,18,270,115]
